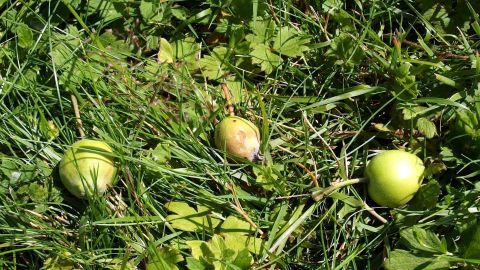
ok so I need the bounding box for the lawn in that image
[0,0,480,269]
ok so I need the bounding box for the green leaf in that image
[416,117,437,138]
[172,37,200,69]
[249,43,282,74]
[209,235,235,261]
[224,79,245,104]
[326,33,365,66]
[223,234,263,255]
[384,250,450,270]
[230,0,267,20]
[199,47,229,80]
[140,1,155,19]
[400,226,447,254]
[171,6,188,21]
[186,258,207,270]
[165,202,197,215]
[16,24,34,49]
[165,202,221,232]
[460,223,480,259]
[151,143,171,164]
[246,19,276,45]
[158,38,174,64]
[147,246,184,270]
[219,216,256,235]
[88,0,122,21]
[232,249,253,269]
[272,26,310,57]
[186,241,207,260]
[408,180,441,210]
[39,115,59,141]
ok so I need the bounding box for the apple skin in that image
[365,150,425,207]
[214,116,260,161]
[59,139,116,198]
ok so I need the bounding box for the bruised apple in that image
[214,116,260,161]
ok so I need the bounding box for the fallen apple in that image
[365,150,425,207]
[214,116,260,161]
[59,139,116,198]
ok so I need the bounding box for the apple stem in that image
[71,94,85,139]
[311,177,368,202]
[221,83,235,117]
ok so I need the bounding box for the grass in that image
[0,0,480,269]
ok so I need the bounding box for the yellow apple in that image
[59,139,116,198]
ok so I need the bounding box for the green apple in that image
[365,150,425,207]
[214,116,260,161]
[59,139,116,198]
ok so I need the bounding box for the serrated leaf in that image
[402,106,426,120]
[246,19,276,45]
[158,38,174,64]
[272,26,310,57]
[199,47,229,80]
[250,43,282,74]
[384,249,450,270]
[171,6,188,20]
[326,33,364,66]
[187,236,233,264]
[209,235,235,261]
[417,117,437,138]
[400,226,446,254]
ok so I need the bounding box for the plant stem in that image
[221,83,235,117]
[71,94,85,139]
[311,177,367,201]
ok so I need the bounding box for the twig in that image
[311,178,367,201]
[311,177,388,223]
[296,163,319,188]
[71,94,85,139]
[221,83,235,117]
[402,39,470,60]
[364,202,388,224]
[227,183,264,236]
